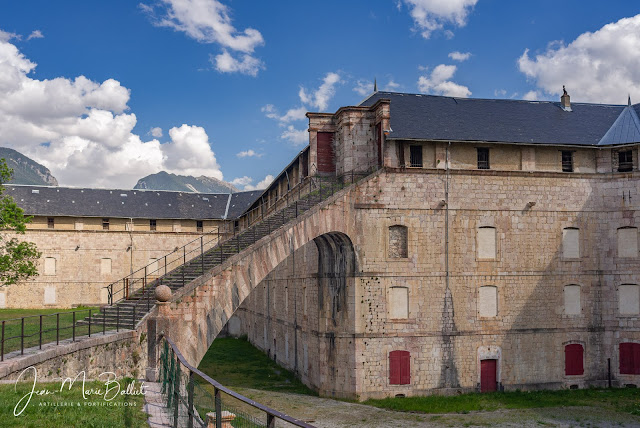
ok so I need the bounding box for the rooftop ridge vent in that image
[120,193,127,197]
[31,189,39,194]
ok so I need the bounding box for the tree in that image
[0,159,40,284]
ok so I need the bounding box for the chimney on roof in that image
[561,85,572,112]
[373,78,377,92]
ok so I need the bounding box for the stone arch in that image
[153,196,359,367]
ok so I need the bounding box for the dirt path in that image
[234,388,640,428]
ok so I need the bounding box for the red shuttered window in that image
[565,344,584,376]
[389,350,410,385]
[620,343,640,375]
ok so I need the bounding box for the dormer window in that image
[47,217,54,229]
[562,151,574,172]
[477,148,490,169]
[409,145,423,168]
[618,150,633,172]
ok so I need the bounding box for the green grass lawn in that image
[0,307,115,358]
[0,379,147,427]
[364,387,640,415]
[197,336,315,396]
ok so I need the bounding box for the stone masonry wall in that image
[233,168,640,400]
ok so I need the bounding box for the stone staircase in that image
[78,172,370,330]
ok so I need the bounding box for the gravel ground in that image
[233,388,640,428]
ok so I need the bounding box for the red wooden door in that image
[480,359,497,392]
[565,344,584,375]
[317,132,335,173]
[389,350,411,385]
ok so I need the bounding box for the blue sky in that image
[1,1,639,189]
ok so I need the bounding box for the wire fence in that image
[159,335,315,428]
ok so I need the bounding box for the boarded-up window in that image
[100,258,112,274]
[389,225,408,258]
[74,220,83,230]
[0,292,6,308]
[477,227,496,260]
[172,221,181,232]
[389,350,411,385]
[620,343,640,375]
[565,344,584,375]
[389,287,409,319]
[562,228,580,259]
[44,257,56,275]
[619,284,640,315]
[618,227,638,258]
[479,286,498,317]
[44,286,56,305]
[564,285,581,315]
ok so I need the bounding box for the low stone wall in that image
[0,323,148,382]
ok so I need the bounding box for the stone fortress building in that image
[6,88,640,399]
[229,90,640,398]
[3,186,260,308]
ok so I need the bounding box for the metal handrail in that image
[161,334,315,428]
[103,164,379,308]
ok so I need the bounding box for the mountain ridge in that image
[133,171,238,193]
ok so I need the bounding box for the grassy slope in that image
[0,380,147,427]
[197,337,315,396]
[0,308,116,356]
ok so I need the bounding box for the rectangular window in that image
[389,287,409,319]
[565,344,584,376]
[479,286,498,317]
[564,285,581,315]
[562,228,580,259]
[619,150,633,172]
[100,258,112,275]
[47,217,54,229]
[44,257,56,275]
[102,218,110,230]
[389,350,411,385]
[388,225,408,258]
[409,145,423,167]
[477,227,496,260]
[150,219,157,231]
[125,222,133,231]
[196,220,203,233]
[618,227,638,258]
[74,220,83,230]
[620,343,640,375]
[477,148,490,169]
[562,151,574,172]
[44,286,56,305]
[619,284,640,315]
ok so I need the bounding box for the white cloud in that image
[150,127,163,138]
[448,51,471,61]
[211,50,263,76]
[401,0,478,39]
[522,90,539,101]
[142,0,264,76]
[231,174,273,190]
[280,125,308,146]
[518,14,640,104]
[0,30,20,42]
[353,79,374,96]
[230,176,253,187]
[26,30,44,40]
[494,89,507,97]
[417,64,471,97]
[245,174,273,191]
[353,78,401,96]
[236,149,262,158]
[0,34,224,188]
[299,72,341,111]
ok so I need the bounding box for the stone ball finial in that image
[155,284,172,302]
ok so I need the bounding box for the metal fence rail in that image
[160,335,315,428]
[0,307,122,361]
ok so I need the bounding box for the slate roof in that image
[360,91,640,146]
[7,185,261,220]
